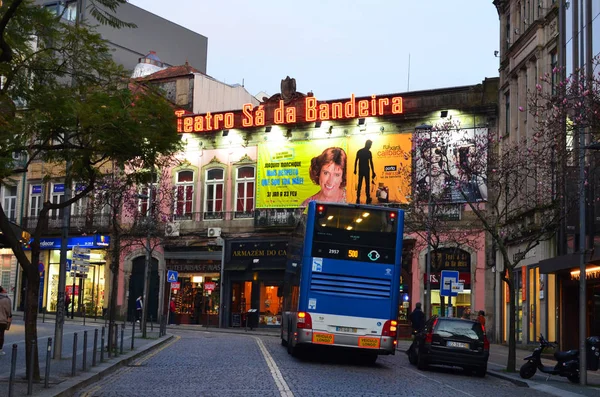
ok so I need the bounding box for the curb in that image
[36,334,174,397]
[486,370,529,387]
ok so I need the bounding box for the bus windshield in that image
[311,205,398,264]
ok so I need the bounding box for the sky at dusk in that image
[128,0,500,101]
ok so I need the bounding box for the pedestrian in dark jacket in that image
[409,302,425,334]
[0,286,13,355]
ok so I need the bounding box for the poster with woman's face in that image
[256,138,347,208]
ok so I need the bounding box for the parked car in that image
[407,316,489,377]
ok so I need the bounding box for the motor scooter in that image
[519,334,580,383]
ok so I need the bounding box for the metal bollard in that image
[83,304,86,326]
[92,329,98,366]
[71,333,78,376]
[100,327,105,362]
[44,338,52,388]
[131,321,135,350]
[82,330,88,371]
[120,324,124,354]
[28,339,35,395]
[8,344,17,397]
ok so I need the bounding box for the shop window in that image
[204,168,224,220]
[175,170,194,220]
[29,185,43,218]
[235,166,255,219]
[173,275,219,325]
[0,255,11,290]
[259,284,282,326]
[1,185,17,222]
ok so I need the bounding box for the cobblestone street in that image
[74,329,553,397]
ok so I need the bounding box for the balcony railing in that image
[22,214,111,234]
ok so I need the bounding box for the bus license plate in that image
[313,333,335,344]
[336,327,357,333]
[358,337,380,348]
[447,341,469,349]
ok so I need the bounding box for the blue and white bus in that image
[281,201,405,362]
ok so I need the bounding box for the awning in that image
[538,251,600,274]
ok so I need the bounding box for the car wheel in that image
[416,349,428,370]
[519,362,537,379]
[407,345,417,365]
[474,365,487,378]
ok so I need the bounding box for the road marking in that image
[79,335,181,397]
[254,337,294,397]
[403,366,476,397]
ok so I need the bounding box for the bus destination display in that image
[312,242,394,264]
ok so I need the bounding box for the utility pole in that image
[141,166,155,338]
[415,124,433,319]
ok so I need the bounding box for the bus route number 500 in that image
[348,249,359,258]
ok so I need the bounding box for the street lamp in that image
[579,141,600,385]
[415,124,433,319]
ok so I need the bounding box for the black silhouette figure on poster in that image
[354,140,376,204]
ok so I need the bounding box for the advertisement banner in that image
[256,138,347,208]
[414,127,488,203]
[346,134,412,205]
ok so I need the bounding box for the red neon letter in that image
[358,100,369,117]
[331,103,343,119]
[305,97,317,121]
[286,107,296,123]
[378,98,389,115]
[193,116,203,132]
[274,100,285,124]
[213,113,223,130]
[344,94,355,118]
[370,95,377,115]
[319,104,330,120]
[184,117,193,133]
[392,97,403,114]
[242,104,254,127]
[255,105,265,126]
[224,113,234,129]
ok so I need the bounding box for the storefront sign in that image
[66,285,80,296]
[166,263,221,273]
[175,94,404,133]
[228,241,288,263]
[204,282,216,291]
[170,282,180,290]
[24,235,111,250]
[425,248,471,272]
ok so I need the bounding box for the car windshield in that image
[435,320,484,340]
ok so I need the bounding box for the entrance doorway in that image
[128,256,159,323]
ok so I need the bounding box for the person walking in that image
[477,310,486,327]
[409,302,425,335]
[135,296,143,329]
[169,297,177,325]
[0,286,13,355]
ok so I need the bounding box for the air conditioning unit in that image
[165,222,180,237]
[207,227,221,237]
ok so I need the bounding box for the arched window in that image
[204,168,224,220]
[175,170,194,220]
[235,166,255,218]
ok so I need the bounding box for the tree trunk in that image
[108,226,121,353]
[24,270,41,381]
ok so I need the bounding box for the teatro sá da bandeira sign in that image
[176,93,404,133]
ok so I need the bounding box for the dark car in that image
[407,316,489,377]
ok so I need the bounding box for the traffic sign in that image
[72,246,91,267]
[440,270,459,297]
[167,270,178,283]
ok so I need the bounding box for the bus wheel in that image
[287,329,294,355]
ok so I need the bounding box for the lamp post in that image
[415,124,433,318]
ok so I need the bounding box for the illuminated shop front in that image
[221,239,287,328]
[25,235,109,316]
[164,258,222,326]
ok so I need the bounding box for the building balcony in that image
[22,214,111,235]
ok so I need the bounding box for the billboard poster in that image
[414,128,488,203]
[256,138,347,208]
[346,134,412,205]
